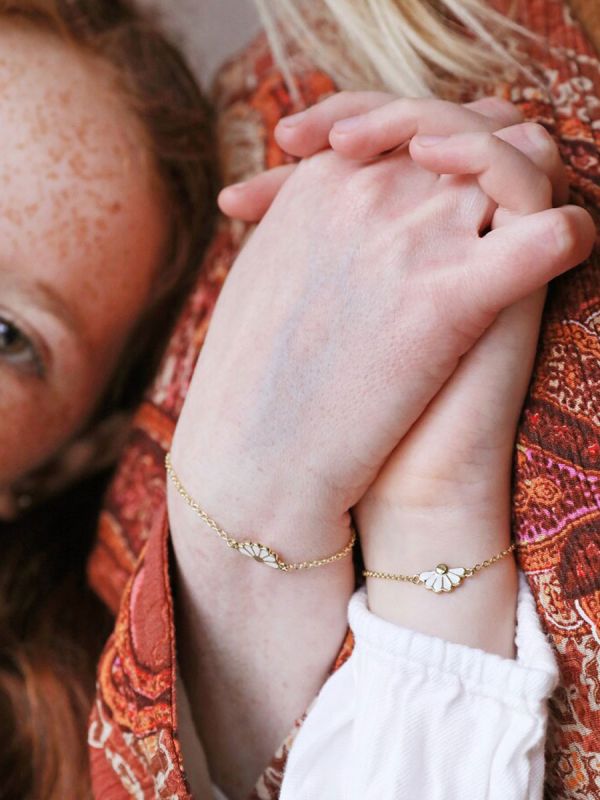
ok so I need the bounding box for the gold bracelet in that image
[165,452,356,572]
[363,542,516,593]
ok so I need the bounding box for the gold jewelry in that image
[165,452,356,572]
[363,543,516,593]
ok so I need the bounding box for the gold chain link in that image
[463,543,517,578]
[361,570,423,584]
[165,452,356,572]
[363,542,516,593]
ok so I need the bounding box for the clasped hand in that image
[173,94,594,556]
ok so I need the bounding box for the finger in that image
[493,123,569,206]
[463,97,524,127]
[275,91,393,157]
[218,165,297,222]
[276,94,522,161]
[328,98,504,160]
[466,206,596,312]
[410,131,553,214]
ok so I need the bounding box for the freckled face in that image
[0,21,168,486]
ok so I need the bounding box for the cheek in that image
[0,372,87,486]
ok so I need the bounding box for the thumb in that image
[464,205,596,314]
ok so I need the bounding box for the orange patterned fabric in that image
[88,1,600,797]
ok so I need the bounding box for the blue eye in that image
[0,317,44,377]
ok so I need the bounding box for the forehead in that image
[0,19,166,353]
[0,19,152,235]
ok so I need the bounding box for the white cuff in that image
[281,572,558,800]
[348,571,558,710]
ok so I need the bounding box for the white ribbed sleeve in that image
[279,573,558,800]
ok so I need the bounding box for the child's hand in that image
[358,291,544,514]
[219,95,570,220]
[353,289,544,658]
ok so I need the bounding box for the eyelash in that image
[0,315,46,378]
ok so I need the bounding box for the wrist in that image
[356,498,518,659]
[356,495,512,573]
[359,442,515,518]
[168,444,351,570]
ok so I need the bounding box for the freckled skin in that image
[0,20,169,485]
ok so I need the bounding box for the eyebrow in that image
[0,271,88,351]
[25,279,84,339]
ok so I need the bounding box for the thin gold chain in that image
[362,570,423,584]
[166,452,239,548]
[363,542,516,592]
[165,452,356,572]
[463,543,517,577]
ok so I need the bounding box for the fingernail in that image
[332,115,363,133]
[413,135,448,147]
[278,110,307,128]
[522,122,552,149]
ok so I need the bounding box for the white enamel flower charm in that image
[237,541,283,569]
[419,564,466,593]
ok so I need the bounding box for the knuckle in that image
[486,96,523,121]
[361,90,394,104]
[343,160,400,209]
[552,210,578,253]
[479,130,498,150]
[296,149,329,178]
[535,172,554,207]
[314,91,352,115]
[393,96,419,116]
[345,163,377,195]
[335,90,354,104]
[332,89,389,108]
[522,122,558,155]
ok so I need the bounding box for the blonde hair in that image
[254,0,529,99]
